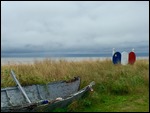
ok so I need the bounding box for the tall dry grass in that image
[1,59,149,95]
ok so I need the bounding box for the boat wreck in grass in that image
[1,70,95,112]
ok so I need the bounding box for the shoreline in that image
[1,56,149,66]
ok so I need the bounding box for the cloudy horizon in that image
[1,1,149,57]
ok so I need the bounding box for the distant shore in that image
[1,56,149,66]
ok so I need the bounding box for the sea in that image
[1,53,149,65]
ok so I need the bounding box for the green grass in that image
[1,58,149,112]
[66,91,149,112]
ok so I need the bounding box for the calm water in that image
[1,57,111,65]
[1,56,149,65]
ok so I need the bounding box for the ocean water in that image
[1,57,111,65]
[1,55,149,65]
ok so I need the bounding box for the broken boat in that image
[1,70,95,112]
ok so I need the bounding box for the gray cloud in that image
[1,1,149,57]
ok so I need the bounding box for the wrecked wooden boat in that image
[1,70,95,112]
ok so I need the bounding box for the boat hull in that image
[1,77,81,112]
[2,85,91,112]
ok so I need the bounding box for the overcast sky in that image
[1,1,149,57]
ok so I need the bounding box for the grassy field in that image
[1,58,149,112]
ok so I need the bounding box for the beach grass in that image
[1,58,149,112]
